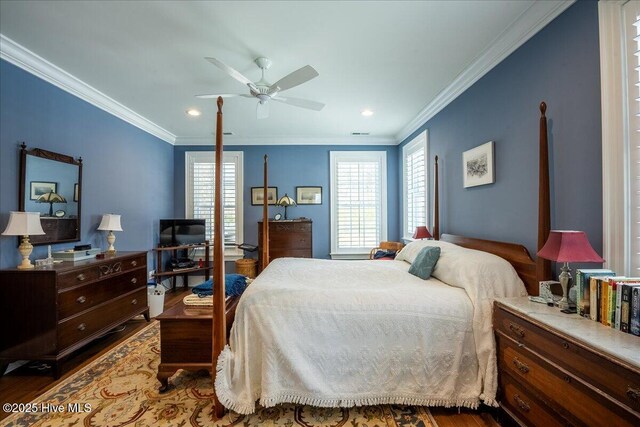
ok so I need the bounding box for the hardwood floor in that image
[0,286,499,426]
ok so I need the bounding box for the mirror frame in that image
[18,142,83,246]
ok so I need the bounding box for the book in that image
[600,277,610,326]
[611,278,640,329]
[590,277,600,321]
[621,283,640,333]
[631,286,640,336]
[576,269,615,318]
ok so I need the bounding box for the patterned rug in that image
[2,322,438,427]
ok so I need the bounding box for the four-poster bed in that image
[208,100,552,416]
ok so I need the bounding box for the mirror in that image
[19,143,82,245]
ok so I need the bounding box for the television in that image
[159,219,206,247]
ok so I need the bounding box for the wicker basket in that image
[235,258,257,278]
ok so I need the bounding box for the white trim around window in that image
[329,151,387,259]
[402,130,428,241]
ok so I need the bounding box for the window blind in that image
[403,133,427,238]
[626,1,640,274]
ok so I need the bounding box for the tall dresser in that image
[258,219,312,268]
[0,251,149,377]
[494,298,640,427]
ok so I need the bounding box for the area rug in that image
[2,321,438,427]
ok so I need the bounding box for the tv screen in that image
[159,219,206,247]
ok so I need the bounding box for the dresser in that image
[258,219,312,268]
[493,298,640,427]
[0,251,149,378]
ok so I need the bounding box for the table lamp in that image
[276,194,296,220]
[1,211,46,269]
[413,226,432,240]
[97,214,122,253]
[537,230,604,311]
[36,192,66,217]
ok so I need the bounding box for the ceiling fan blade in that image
[195,93,252,99]
[256,102,269,120]
[272,96,325,111]
[205,57,258,92]
[269,65,319,93]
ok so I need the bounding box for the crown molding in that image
[0,34,176,145]
[174,135,397,146]
[395,0,575,144]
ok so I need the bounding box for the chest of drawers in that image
[258,219,312,268]
[494,298,640,427]
[0,251,149,377]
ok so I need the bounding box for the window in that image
[185,151,243,248]
[330,151,387,259]
[600,0,640,276]
[402,131,428,240]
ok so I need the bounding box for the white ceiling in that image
[0,1,571,145]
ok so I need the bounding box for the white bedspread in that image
[216,250,526,414]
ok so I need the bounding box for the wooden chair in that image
[369,241,405,259]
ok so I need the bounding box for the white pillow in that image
[395,239,458,264]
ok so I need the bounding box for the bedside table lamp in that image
[97,214,122,253]
[36,192,66,217]
[413,226,432,240]
[276,194,296,220]
[1,211,45,269]
[537,230,604,311]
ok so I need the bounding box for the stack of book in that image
[575,269,640,336]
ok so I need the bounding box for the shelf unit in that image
[154,241,211,291]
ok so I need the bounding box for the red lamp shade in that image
[537,230,604,263]
[412,226,432,240]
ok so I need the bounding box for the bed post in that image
[212,97,226,419]
[537,102,552,283]
[433,155,440,240]
[261,155,269,271]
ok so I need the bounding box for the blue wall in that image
[173,145,400,259]
[0,60,174,269]
[399,1,602,258]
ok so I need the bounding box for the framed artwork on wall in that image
[296,186,322,205]
[463,141,495,188]
[30,181,57,200]
[251,187,278,205]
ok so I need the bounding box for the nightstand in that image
[493,297,640,426]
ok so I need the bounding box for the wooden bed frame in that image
[209,98,552,417]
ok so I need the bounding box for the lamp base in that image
[17,235,34,270]
[557,262,572,311]
[106,231,117,253]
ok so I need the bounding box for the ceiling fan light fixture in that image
[186,108,201,117]
[361,109,374,117]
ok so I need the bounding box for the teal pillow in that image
[408,246,441,279]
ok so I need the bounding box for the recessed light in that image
[186,108,201,117]
[361,109,374,117]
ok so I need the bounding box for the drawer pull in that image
[562,341,570,349]
[131,260,138,267]
[76,296,87,304]
[131,299,138,305]
[77,323,86,331]
[131,277,137,284]
[77,273,86,282]
[508,322,525,338]
[627,387,640,402]
[563,375,572,384]
[513,394,530,413]
[512,357,530,374]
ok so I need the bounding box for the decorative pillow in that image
[407,246,441,279]
[396,239,457,264]
[192,274,248,297]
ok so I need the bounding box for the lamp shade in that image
[1,212,45,236]
[413,226,432,239]
[277,194,296,207]
[537,230,604,263]
[36,192,66,204]
[97,214,123,232]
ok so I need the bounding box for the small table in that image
[156,298,239,392]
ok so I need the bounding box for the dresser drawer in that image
[271,222,311,233]
[269,249,311,260]
[499,371,565,427]
[497,331,639,426]
[494,305,640,412]
[57,254,146,290]
[57,287,147,350]
[58,268,146,319]
[269,232,311,249]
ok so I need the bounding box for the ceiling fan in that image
[197,57,324,119]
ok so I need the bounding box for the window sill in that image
[191,247,245,262]
[329,252,371,260]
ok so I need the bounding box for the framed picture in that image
[296,186,322,205]
[73,183,79,202]
[251,187,278,205]
[463,141,495,188]
[30,181,57,200]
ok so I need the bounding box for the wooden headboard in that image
[440,233,538,295]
